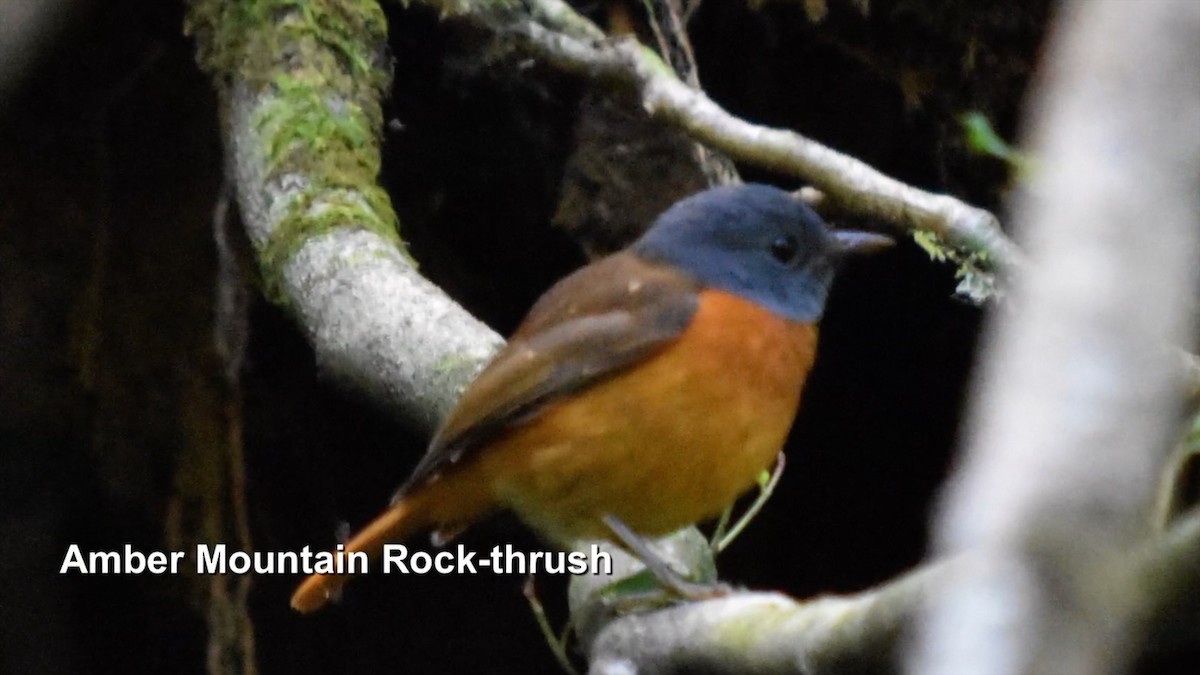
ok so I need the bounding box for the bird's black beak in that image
[831,229,894,257]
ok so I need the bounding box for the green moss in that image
[187,0,389,95]
[254,73,380,181]
[713,602,793,650]
[259,186,404,302]
[186,1,403,290]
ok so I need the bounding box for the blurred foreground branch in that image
[911,1,1200,674]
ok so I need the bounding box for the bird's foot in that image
[601,514,728,602]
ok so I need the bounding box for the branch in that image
[910,1,1200,674]
[419,0,1023,290]
[187,0,503,434]
[567,529,947,674]
[576,558,954,675]
[567,506,1200,674]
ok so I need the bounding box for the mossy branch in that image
[187,0,503,432]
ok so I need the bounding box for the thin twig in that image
[524,575,581,675]
[640,0,739,185]
[713,453,786,553]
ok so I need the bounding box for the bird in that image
[291,183,890,613]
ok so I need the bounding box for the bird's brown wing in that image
[393,252,701,501]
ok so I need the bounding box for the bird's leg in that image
[601,514,729,601]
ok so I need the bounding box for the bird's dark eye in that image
[770,235,800,264]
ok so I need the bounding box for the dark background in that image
[1,1,1054,673]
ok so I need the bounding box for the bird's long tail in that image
[290,492,434,614]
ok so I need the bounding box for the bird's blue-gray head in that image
[632,184,890,322]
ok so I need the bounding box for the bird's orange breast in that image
[472,289,818,545]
